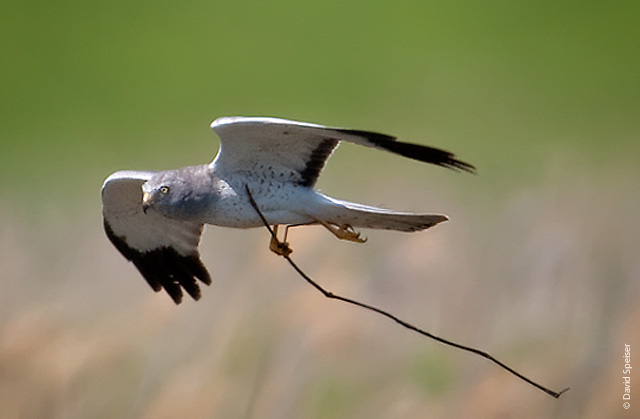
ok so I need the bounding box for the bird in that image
[101,116,475,303]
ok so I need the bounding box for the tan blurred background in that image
[1,1,639,418]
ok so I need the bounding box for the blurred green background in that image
[1,1,638,418]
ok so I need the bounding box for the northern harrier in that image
[102,117,474,303]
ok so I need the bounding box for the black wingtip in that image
[379,139,476,174]
[441,156,476,174]
[104,220,212,304]
[132,248,212,304]
[336,128,476,174]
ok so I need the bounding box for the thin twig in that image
[244,185,569,399]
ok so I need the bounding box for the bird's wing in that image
[101,170,211,304]
[210,116,474,187]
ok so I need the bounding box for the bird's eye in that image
[159,186,170,194]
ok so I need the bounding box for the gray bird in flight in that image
[102,117,474,303]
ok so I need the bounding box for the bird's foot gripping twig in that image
[244,184,569,399]
[242,186,293,256]
[269,225,293,256]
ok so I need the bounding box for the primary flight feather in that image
[102,117,475,303]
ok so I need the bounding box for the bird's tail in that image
[307,193,448,232]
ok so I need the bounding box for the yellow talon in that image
[320,221,367,243]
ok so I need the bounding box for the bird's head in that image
[141,167,211,219]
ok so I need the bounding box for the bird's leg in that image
[244,185,293,256]
[282,222,318,243]
[283,224,292,243]
[269,222,319,256]
[318,221,367,243]
[269,225,293,256]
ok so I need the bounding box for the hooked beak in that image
[142,192,151,214]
